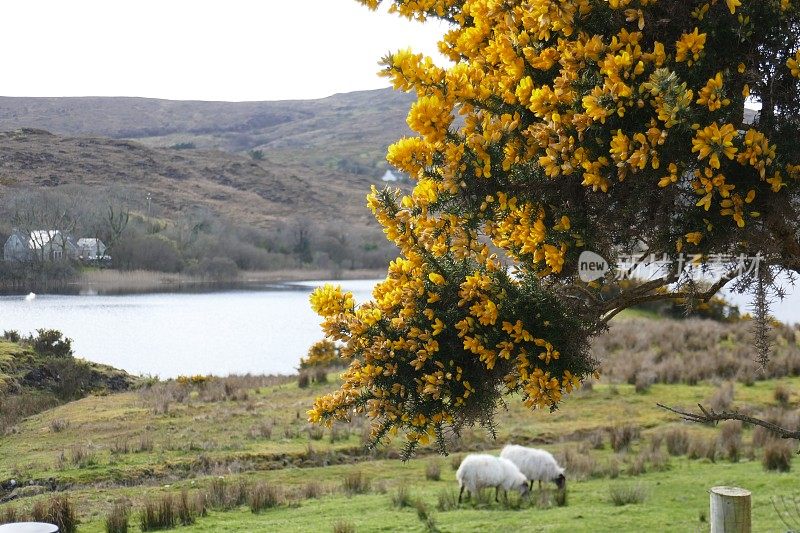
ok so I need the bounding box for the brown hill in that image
[0,128,381,230]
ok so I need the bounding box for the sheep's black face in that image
[519,482,530,497]
[554,473,566,490]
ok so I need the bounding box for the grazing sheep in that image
[500,444,566,492]
[456,453,530,503]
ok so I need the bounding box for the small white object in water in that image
[25,292,36,301]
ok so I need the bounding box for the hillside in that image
[0,129,382,230]
[0,89,416,178]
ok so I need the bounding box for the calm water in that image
[0,279,379,378]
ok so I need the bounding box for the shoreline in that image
[0,268,387,296]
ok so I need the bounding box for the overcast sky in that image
[2,0,446,101]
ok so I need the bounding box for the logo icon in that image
[578,251,609,282]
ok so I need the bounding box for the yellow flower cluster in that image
[300,340,340,369]
[314,0,800,452]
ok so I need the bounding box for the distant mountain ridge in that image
[0,88,415,154]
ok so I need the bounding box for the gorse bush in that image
[2,330,20,342]
[310,0,800,453]
[32,329,73,358]
[300,340,339,369]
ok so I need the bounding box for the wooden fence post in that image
[710,486,751,533]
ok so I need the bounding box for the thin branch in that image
[657,403,800,442]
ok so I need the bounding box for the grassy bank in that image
[2,370,800,531]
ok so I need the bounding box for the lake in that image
[0,279,380,378]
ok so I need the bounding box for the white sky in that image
[1,0,447,101]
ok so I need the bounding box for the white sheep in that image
[500,444,566,492]
[455,453,530,503]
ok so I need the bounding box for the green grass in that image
[2,371,800,531]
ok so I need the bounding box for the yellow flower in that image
[685,232,703,245]
[725,0,742,14]
[675,28,707,64]
[428,272,445,285]
[696,73,730,111]
[691,123,738,169]
[788,51,800,78]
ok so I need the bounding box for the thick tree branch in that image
[657,403,800,443]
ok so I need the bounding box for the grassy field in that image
[2,361,800,532]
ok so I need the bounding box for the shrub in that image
[610,425,640,452]
[50,418,70,433]
[2,330,20,342]
[248,482,281,513]
[207,478,249,510]
[249,423,273,440]
[342,471,370,496]
[414,500,439,533]
[307,425,324,441]
[313,368,328,384]
[301,481,323,500]
[138,434,154,453]
[139,494,178,531]
[717,421,743,462]
[110,439,130,455]
[177,490,195,526]
[587,430,605,450]
[67,444,96,468]
[436,489,458,511]
[763,440,792,472]
[649,433,663,453]
[31,495,78,533]
[298,373,310,389]
[0,505,18,525]
[775,384,792,407]
[626,454,647,476]
[634,372,653,393]
[707,382,735,413]
[450,454,463,471]
[105,502,130,533]
[333,520,356,533]
[664,428,690,456]
[425,459,442,481]
[557,446,598,481]
[609,483,648,506]
[391,485,414,509]
[32,328,73,358]
[687,435,716,462]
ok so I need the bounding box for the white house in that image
[2,230,104,263]
[77,238,107,261]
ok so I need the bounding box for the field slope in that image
[2,316,800,532]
